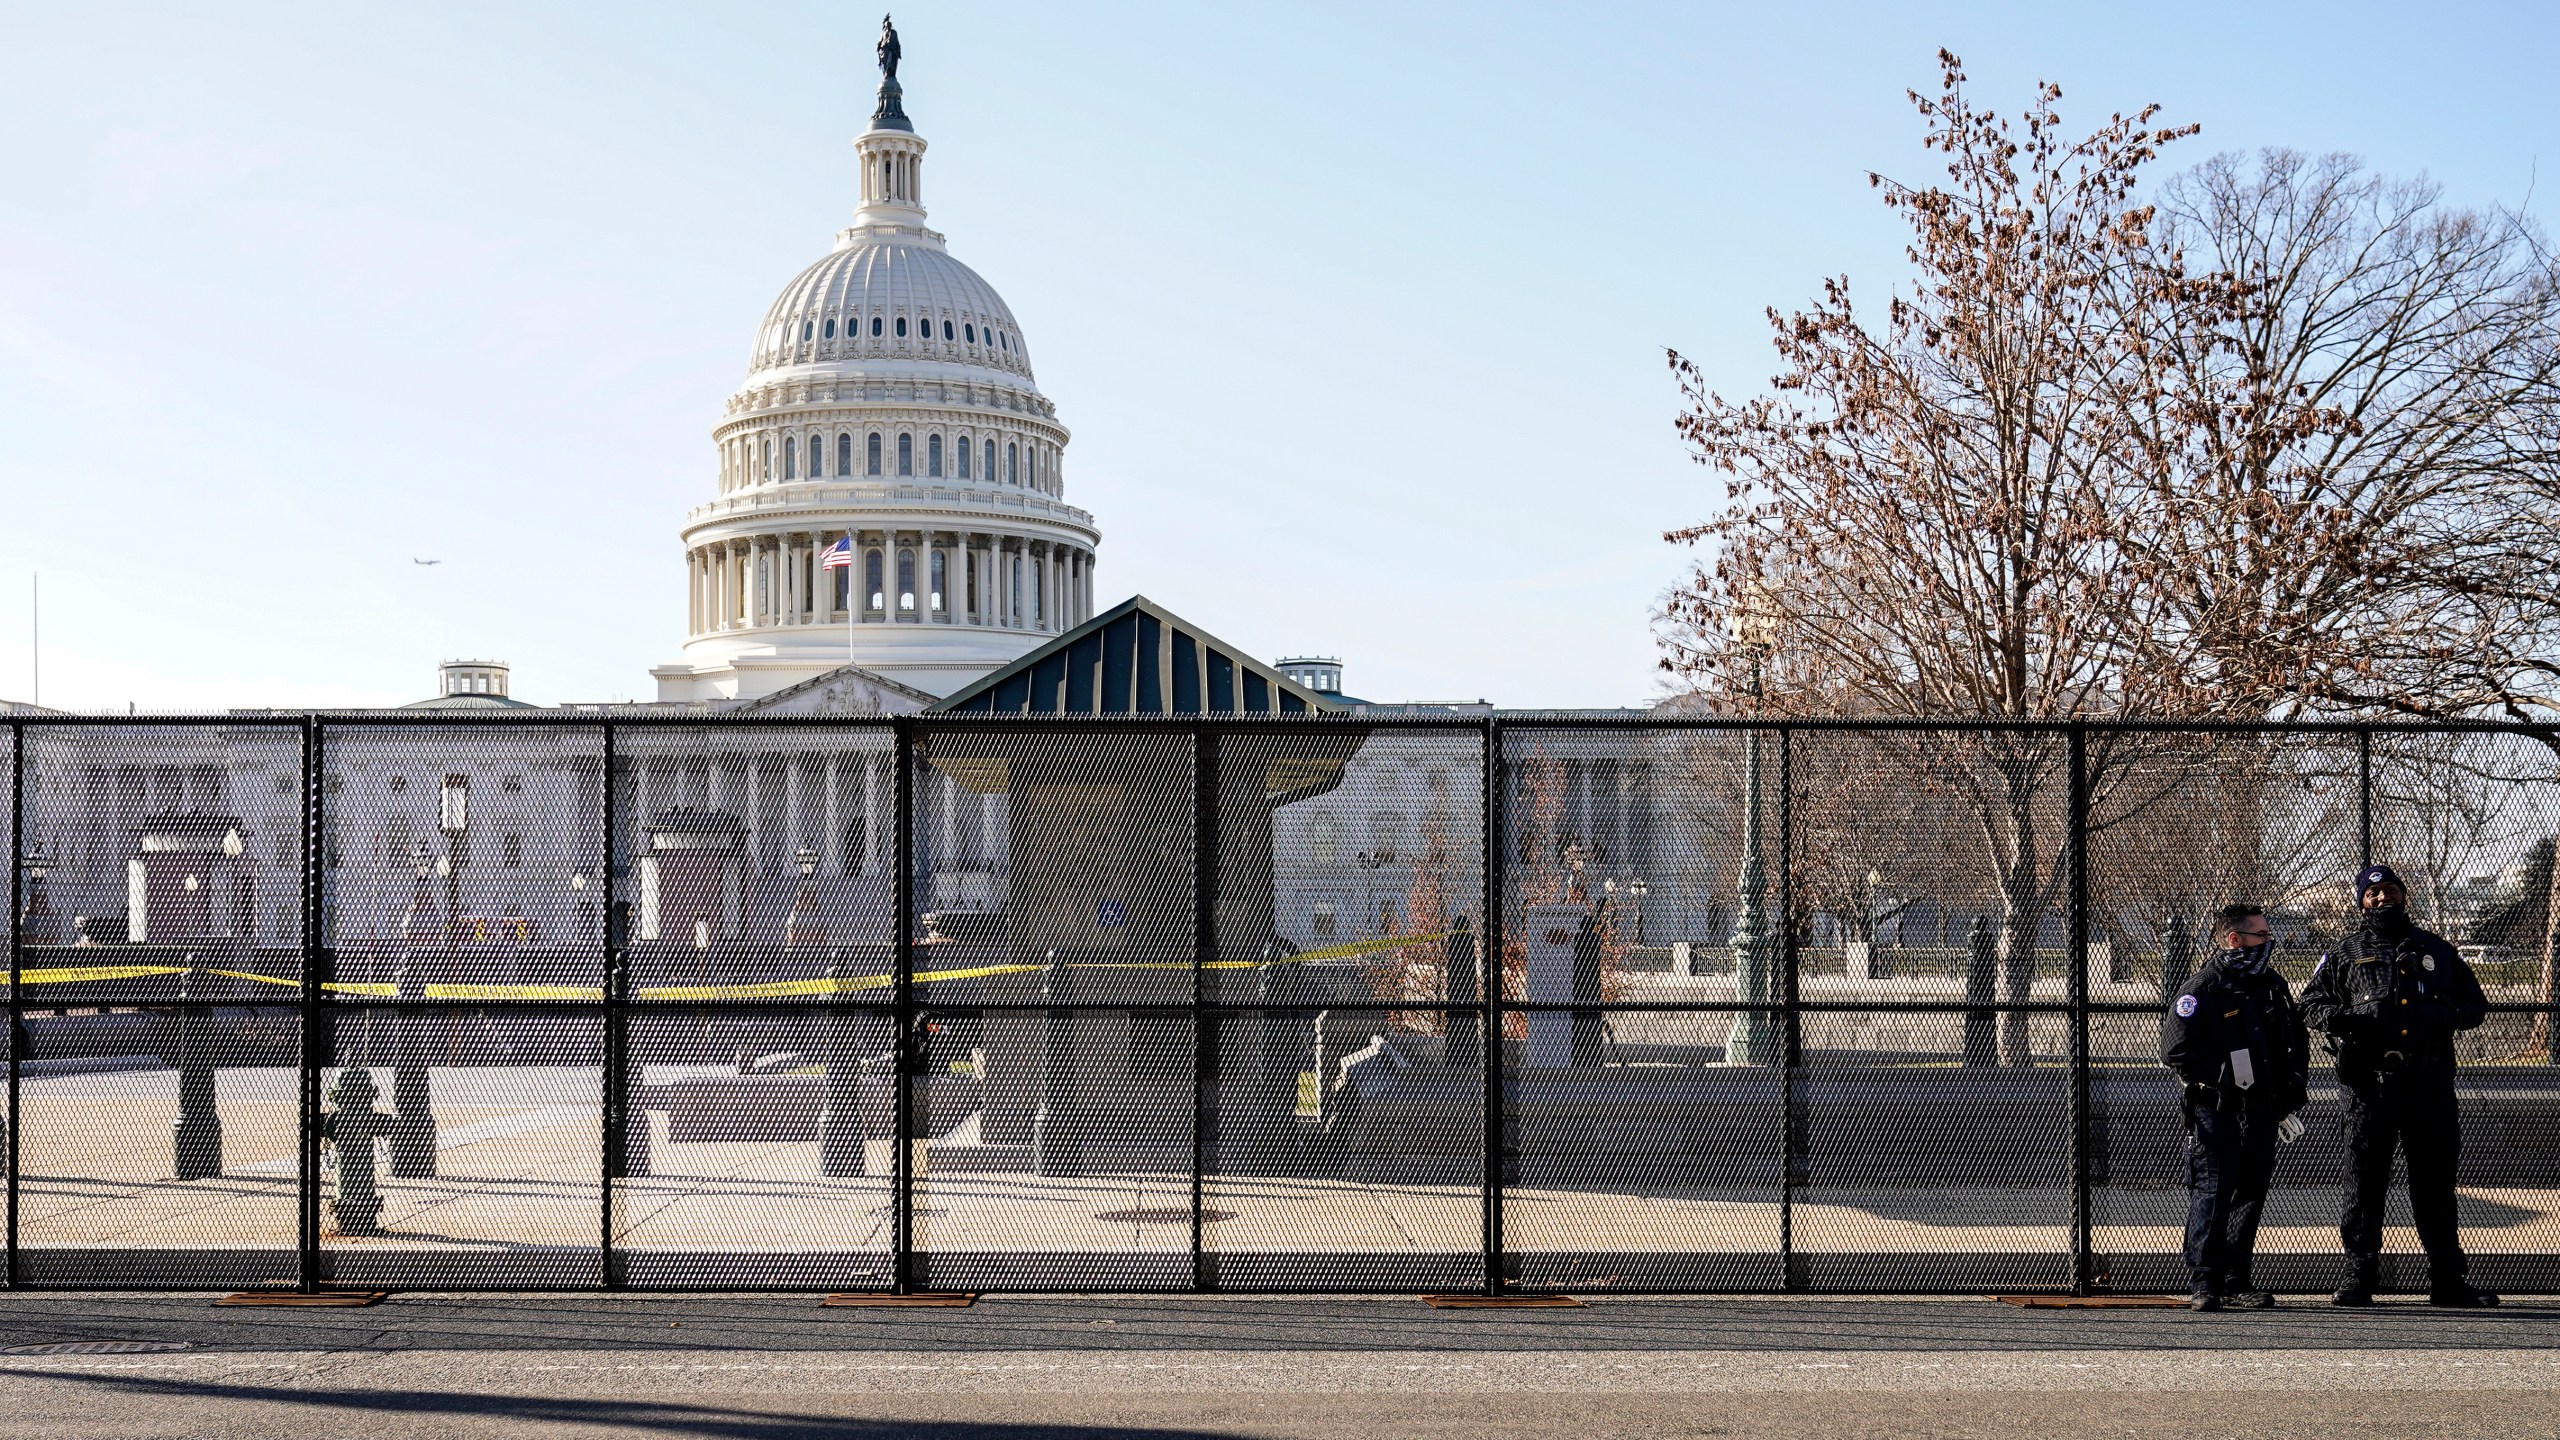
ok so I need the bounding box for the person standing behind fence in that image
[2160,903,2310,1311]
[2300,863,2498,1307]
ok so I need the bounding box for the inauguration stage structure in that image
[6,714,2559,1295]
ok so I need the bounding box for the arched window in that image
[837,432,853,476]
[1010,554,1023,618]
[760,437,771,481]
[1007,442,1018,485]
[897,433,913,476]
[800,319,813,341]
[865,550,884,611]
[929,550,945,610]
[1000,331,1009,351]
[956,433,972,479]
[823,317,836,338]
[1032,556,1044,626]
[897,549,916,611]
[942,319,954,340]
[871,315,883,337]
[832,555,849,612]
[984,439,996,481]
[964,323,975,344]
[783,438,798,480]
[867,433,883,476]
[895,316,908,338]
[927,433,943,477]
[806,434,823,477]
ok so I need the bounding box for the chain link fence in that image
[6,715,2557,1293]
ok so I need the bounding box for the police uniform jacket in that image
[2160,954,2310,1116]
[2300,922,2485,1074]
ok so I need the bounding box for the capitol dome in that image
[751,242,1034,384]
[653,21,1101,704]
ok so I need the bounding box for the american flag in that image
[819,535,854,570]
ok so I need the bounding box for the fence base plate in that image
[215,1291,387,1308]
[822,1292,976,1308]
[1422,1294,1585,1309]
[1995,1294,2186,1308]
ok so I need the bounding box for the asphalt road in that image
[5,1293,2559,1438]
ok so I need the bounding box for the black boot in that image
[2331,1257,2378,1307]
[2429,1280,2500,1308]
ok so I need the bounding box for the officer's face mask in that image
[2221,939,2273,973]
[2363,902,2412,939]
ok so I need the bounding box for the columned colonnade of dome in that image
[686,527,1092,637]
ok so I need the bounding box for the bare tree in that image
[1662,54,2560,1059]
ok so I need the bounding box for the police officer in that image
[2160,903,2309,1310]
[2299,863,2498,1307]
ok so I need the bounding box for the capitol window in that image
[964,323,975,344]
[897,549,916,611]
[930,551,945,609]
[984,439,996,480]
[956,433,972,478]
[783,441,797,480]
[800,319,813,341]
[761,437,772,481]
[942,319,954,340]
[927,434,942,477]
[867,433,883,475]
[897,433,913,476]
[895,316,907,338]
[1007,442,1018,485]
[865,550,884,610]
[999,331,1009,351]
[823,317,835,338]
[806,435,823,477]
[837,433,853,476]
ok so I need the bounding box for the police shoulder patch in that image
[2174,994,2199,1018]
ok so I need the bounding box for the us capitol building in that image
[650,21,1099,705]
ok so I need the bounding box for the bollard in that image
[171,961,224,1181]
[817,955,867,1178]
[1033,950,1081,1178]
[386,962,438,1178]
[1962,915,1998,1067]
[326,1067,387,1235]
[1444,915,1480,1071]
[1571,912,1604,1066]
[1255,944,1301,1169]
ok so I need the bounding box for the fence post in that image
[1779,727,1801,1292]
[2068,723,2093,1296]
[600,723,626,1286]
[1481,717,1504,1297]
[299,717,323,1293]
[7,721,22,1288]
[1191,723,1217,1289]
[891,717,916,1294]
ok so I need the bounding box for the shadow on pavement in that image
[6,1368,1250,1440]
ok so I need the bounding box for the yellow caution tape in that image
[14,929,1460,1000]
[15,964,189,985]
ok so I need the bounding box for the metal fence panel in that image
[321,724,605,1001]
[319,1008,602,1288]
[617,1007,895,1288]
[2,715,2555,1293]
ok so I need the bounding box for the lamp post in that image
[18,841,58,947]
[785,847,823,948]
[1727,589,1777,1066]
[1628,878,1648,947]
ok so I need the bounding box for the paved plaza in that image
[17,1066,2560,1270]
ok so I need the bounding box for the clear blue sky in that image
[2,1,2552,710]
